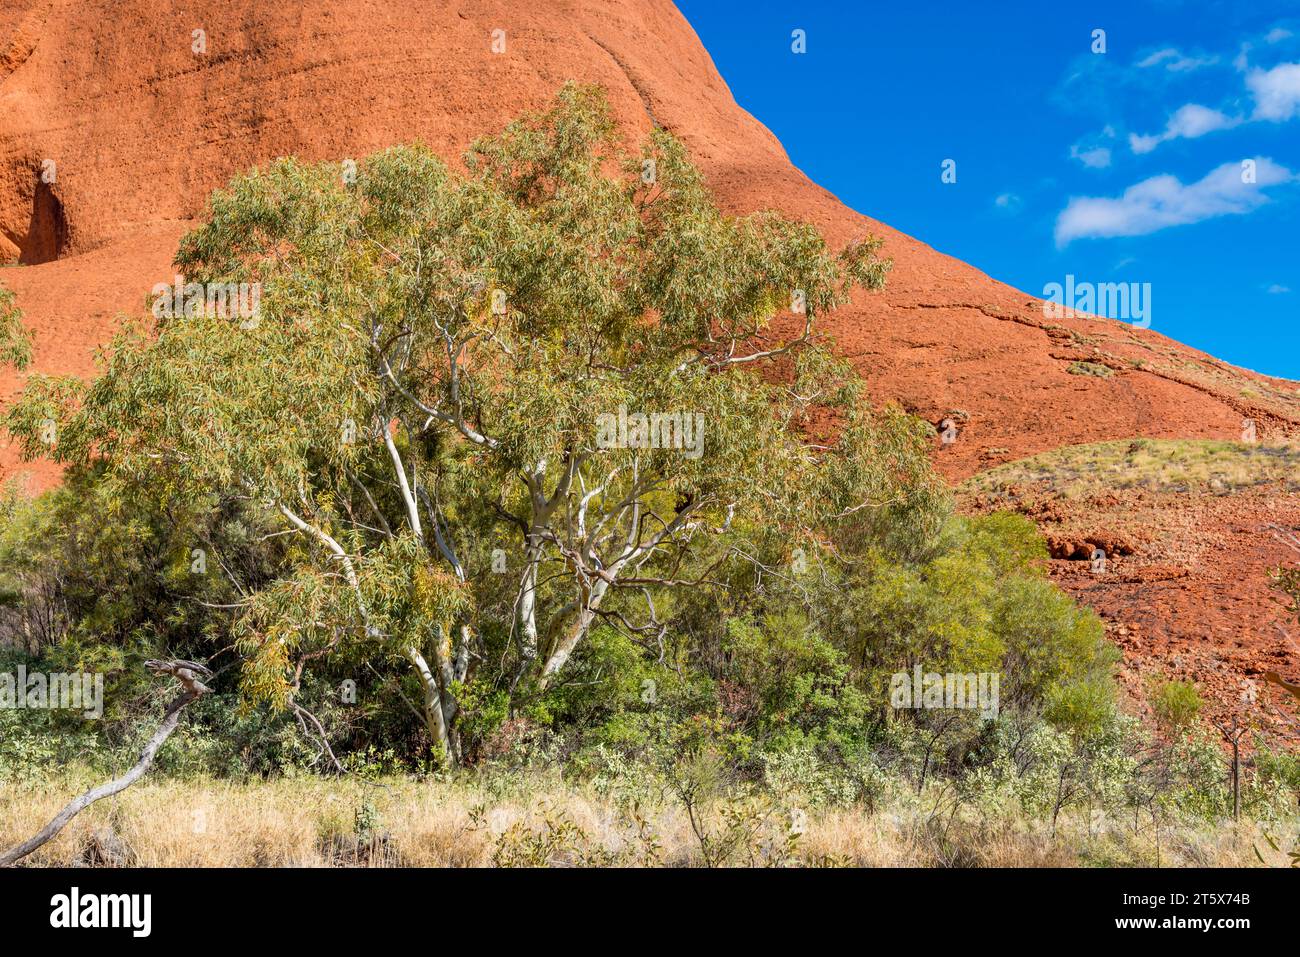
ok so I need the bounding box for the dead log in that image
[0,685,201,867]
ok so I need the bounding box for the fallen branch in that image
[0,688,200,867]
[1265,670,1300,706]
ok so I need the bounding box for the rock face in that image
[3,0,1298,491]
[1,0,1298,709]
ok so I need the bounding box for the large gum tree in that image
[7,85,938,766]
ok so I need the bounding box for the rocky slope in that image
[962,441,1300,734]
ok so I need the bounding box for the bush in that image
[722,611,869,753]
[1148,679,1203,734]
[1066,361,1113,378]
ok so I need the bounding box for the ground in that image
[0,770,1284,868]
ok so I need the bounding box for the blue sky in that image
[676,0,1300,379]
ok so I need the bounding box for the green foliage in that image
[1148,678,1203,734]
[759,744,889,809]
[811,510,1114,725]
[0,648,103,784]
[1045,679,1118,740]
[0,283,31,371]
[1,473,267,655]
[962,714,1140,821]
[3,83,898,750]
[1251,745,1300,820]
[0,84,1149,820]
[722,611,868,752]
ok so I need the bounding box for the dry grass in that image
[1066,360,1114,379]
[1,770,1289,868]
[962,438,1300,500]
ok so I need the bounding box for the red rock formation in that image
[3,0,1297,488]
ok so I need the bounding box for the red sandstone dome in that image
[4,0,1298,492]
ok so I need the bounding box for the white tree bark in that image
[407,647,451,765]
[0,691,199,867]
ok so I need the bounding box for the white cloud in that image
[1268,283,1292,293]
[1266,28,1293,44]
[1137,48,1177,68]
[1248,62,1300,120]
[1070,126,1115,169]
[1129,104,1241,153]
[1071,144,1112,168]
[994,192,1021,210]
[1054,158,1295,245]
[1167,104,1239,136]
[1136,48,1218,72]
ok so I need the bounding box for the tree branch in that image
[1,690,200,867]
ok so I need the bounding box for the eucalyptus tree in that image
[6,85,929,765]
[0,283,31,372]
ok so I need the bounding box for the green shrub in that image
[1067,360,1114,378]
[1148,679,1203,734]
[722,611,869,752]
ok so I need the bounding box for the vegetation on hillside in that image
[963,438,1300,499]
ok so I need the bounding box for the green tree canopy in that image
[7,84,938,766]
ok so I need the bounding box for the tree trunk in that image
[0,691,198,867]
[538,607,597,689]
[1232,738,1241,822]
[408,648,452,766]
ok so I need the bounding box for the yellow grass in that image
[0,770,1289,868]
[962,438,1300,500]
